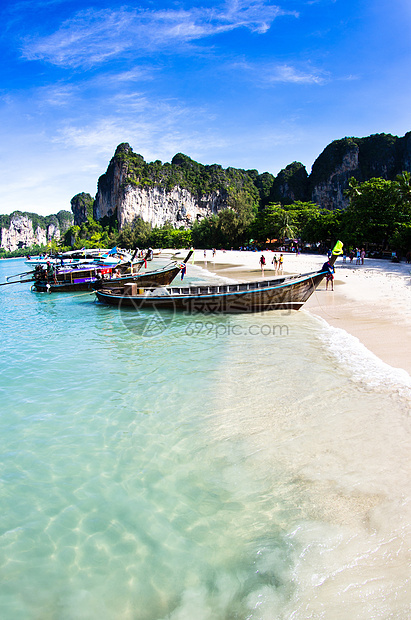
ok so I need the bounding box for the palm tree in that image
[396,171,411,203]
[345,177,361,202]
[278,211,295,241]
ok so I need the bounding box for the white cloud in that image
[232,60,327,85]
[20,2,297,68]
[50,94,214,159]
[265,63,326,84]
[36,84,78,106]
[112,68,155,83]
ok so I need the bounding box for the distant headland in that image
[1,131,411,253]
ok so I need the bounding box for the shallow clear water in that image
[0,259,410,619]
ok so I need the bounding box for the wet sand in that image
[304,275,411,375]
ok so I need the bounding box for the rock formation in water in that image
[0,211,73,252]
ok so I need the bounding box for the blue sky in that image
[1,0,411,216]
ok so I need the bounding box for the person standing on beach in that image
[361,248,365,264]
[321,259,335,291]
[272,254,278,272]
[278,254,284,273]
[259,254,266,276]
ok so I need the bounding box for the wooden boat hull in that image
[93,265,182,291]
[95,271,326,313]
[32,263,182,293]
[33,279,100,292]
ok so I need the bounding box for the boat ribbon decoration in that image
[332,240,344,255]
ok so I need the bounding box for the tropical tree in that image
[302,208,342,244]
[345,176,362,201]
[224,189,257,245]
[249,203,280,242]
[63,217,117,249]
[191,215,220,248]
[250,203,301,244]
[395,171,411,204]
[144,223,192,249]
[132,218,152,247]
[277,210,295,241]
[343,177,404,248]
[117,217,152,249]
[217,208,243,247]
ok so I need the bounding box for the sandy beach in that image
[186,249,411,376]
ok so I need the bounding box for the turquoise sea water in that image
[1,258,411,619]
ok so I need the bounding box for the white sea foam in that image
[313,314,411,396]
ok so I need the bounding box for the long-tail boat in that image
[95,244,343,313]
[24,247,135,268]
[30,251,193,293]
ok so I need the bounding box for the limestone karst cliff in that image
[3,131,410,253]
[84,132,411,229]
[308,133,411,209]
[93,144,260,229]
[71,193,94,227]
[268,162,309,205]
[0,211,73,252]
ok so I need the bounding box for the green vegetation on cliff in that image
[63,215,117,250]
[0,210,72,233]
[70,193,94,221]
[112,143,269,208]
[310,133,403,190]
[5,171,411,256]
[269,162,309,205]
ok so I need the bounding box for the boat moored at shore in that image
[29,251,193,293]
[95,270,325,313]
[95,243,343,313]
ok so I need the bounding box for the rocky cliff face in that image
[310,141,360,210]
[94,147,129,222]
[0,214,46,252]
[94,143,230,228]
[269,161,308,205]
[116,185,225,229]
[71,193,94,226]
[77,132,411,230]
[309,132,411,209]
[0,211,73,252]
